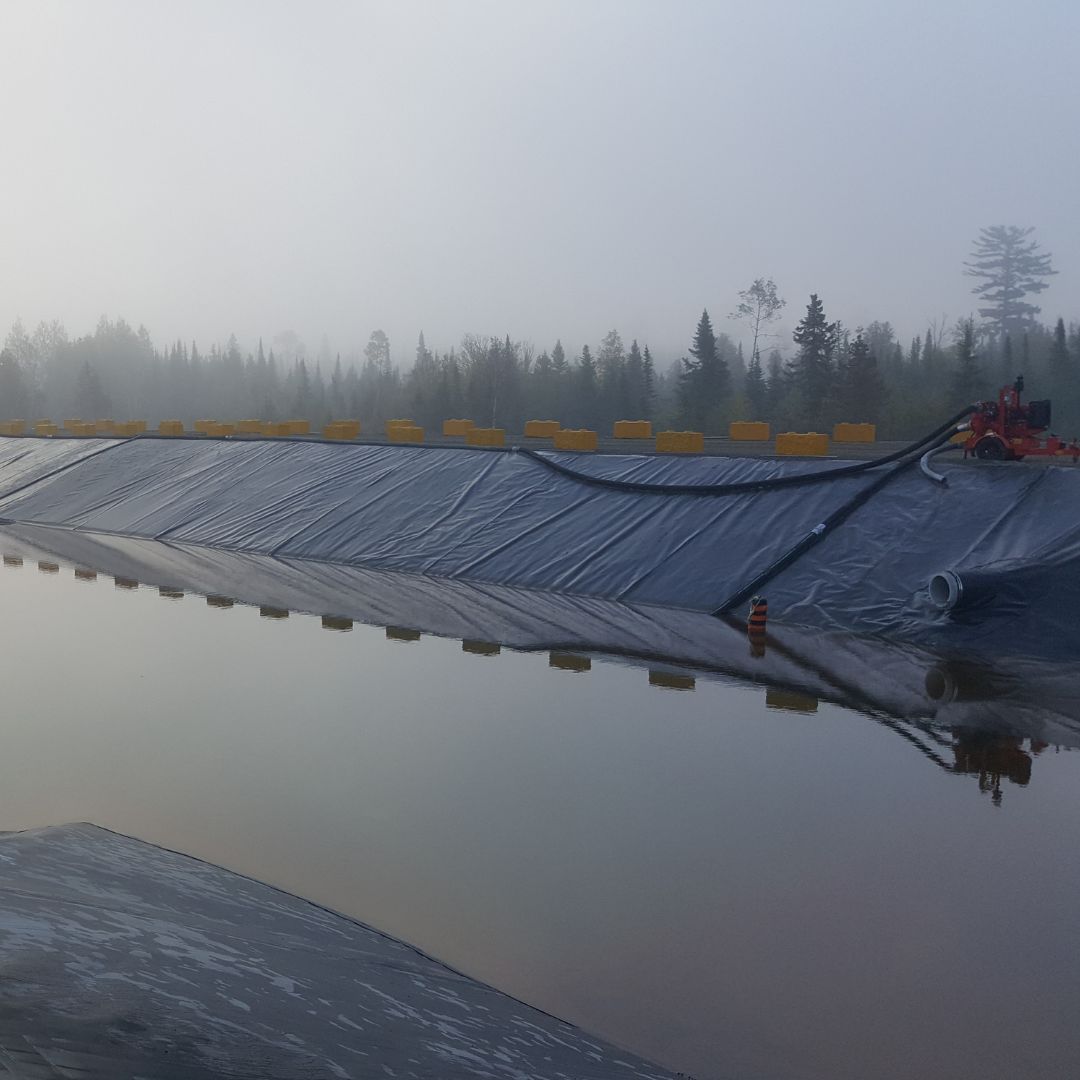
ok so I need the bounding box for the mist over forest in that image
[0,224,1075,439]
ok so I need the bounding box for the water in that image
[2,560,1079,1080]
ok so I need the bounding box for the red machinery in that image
[965,376,1080,462]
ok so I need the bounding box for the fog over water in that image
[1,0,1076,359]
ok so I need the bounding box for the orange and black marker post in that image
[747,595,768,636]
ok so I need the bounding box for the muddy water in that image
[1,561,1079,1080]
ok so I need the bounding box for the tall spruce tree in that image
[790,294,838,422]
[678,309,729,431]
[841,333,887,422]
[950,319,983,406]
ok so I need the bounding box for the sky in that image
[0,0,1076,364]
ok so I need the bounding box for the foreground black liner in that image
[0,823,677,1079]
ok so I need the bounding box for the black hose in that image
[711,424,962,616]
[516,405,975,497]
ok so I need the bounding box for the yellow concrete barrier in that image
[34,421,59,436]
[158,420,185,436]
[96,419,115,435]
[194,420,215,434]
[729,421,771,441]
[442,419,475,437]
[656,430,705,453]
[0,420,26,436]
[261,421,291,436]
[775,432,829,457]
[237,419,263,433]
[833,422,876,443]
[287,419,310,435]
[73,422,98,436]
[204,422,236,437]
[466,427,506,447]
[385,419,415,437]
[552,428,598,451]
[524,419,561,438]
[613,420,652,439]
[112,422,143,437]
[387,424,424,443]
[62,418,81,432]
[320,419,360,440]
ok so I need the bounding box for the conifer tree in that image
[950,319,983,406]
[678,309,730,431]
[965,226,1056,339]
[789,294,838,422]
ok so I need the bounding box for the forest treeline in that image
[0,229,1076,439]
[1,308,1078,440]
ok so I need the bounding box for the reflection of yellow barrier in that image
[833,422,876,443]
[388,424,424,443]
[614,420,652,439]
[321,615,353,631]
[765,688,819,713]
[260,606,289,619]
[524,419,561,438]
[462,640,501,656]
[74,568,97,582]
[549,651,591,672]
[37,561,59,573]
[386,626,421,642]
[62,418,81,432]
[656,430,705,453]
[114,576,139,589]
[113,422,143,437]
[466,427,505,447]
[552,429,598,451]
[158,420,184,436]
[3,554,22,567]
[159,587,184,600]
[443,419,475,437]
[729,421,770,441]
[206,595,234,608]
[34,421,59,436]
[649,670,696,691]
[775,432,829,457]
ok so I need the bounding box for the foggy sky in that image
[1,0,1076,363]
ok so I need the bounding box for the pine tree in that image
[964,226,1057,339]
[625,339,646,418]
[1001,333,1015,382]
[789,294,838,423]
[678,309,730,431]
[841,334,887,421]
[1049,317,1070,382]
[641,346,656,417]
[744,353,768,420]
[950,319,983,406]
[576,345,598,426]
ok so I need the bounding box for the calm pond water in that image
[2,561,1079,1080]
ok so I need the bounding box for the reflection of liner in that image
[2,523,1079,750]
